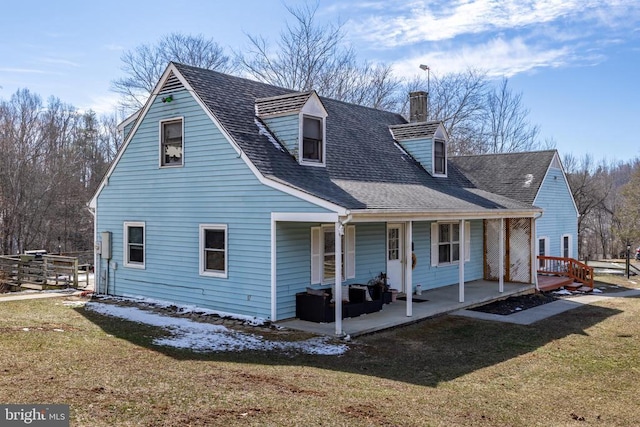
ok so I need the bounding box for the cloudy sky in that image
[1,0,638,161]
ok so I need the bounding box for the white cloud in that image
[40,57,80,67]
[104,43,125,52]
[343,0,640,78]
[392,36,571,78]
[0,67,45,74]
[349,0,618,47]
[80,93,121,115]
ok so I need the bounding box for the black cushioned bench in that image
[295,285,387,323]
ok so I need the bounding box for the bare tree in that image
[112,33,234,111]
[564,154,615,258]
[0,89,116,255]
[614,161,640,250]
[481,78,540,154]
[238,2,400,110]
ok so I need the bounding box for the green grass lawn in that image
[1,275,639,426]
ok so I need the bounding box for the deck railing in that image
[0,254,90,289]
[537,256,594,289]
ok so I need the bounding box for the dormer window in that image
[434,139,446,175]
[302,116,324,164]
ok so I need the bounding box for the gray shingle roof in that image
[389,121,440,141]
[449,150,557,205]
[174,63,537,214]
[255,91,314,117]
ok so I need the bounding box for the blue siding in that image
[275,222,313,319]
[262,115,299,157]
[96,89,330,320]
[416,220,484,290]
[398,138,432,172]
[534,166,578,258]
[275,220,485,319]
[275,222,388,320]
[353,223,386,281]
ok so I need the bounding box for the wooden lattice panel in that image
[508,218,532,283]
[484,218,532,283]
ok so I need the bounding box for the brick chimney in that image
[409,91,428,123]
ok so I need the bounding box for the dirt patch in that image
[470,292,558,315]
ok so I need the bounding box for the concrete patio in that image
[277,280,534,337]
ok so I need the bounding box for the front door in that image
[387,224,405,293]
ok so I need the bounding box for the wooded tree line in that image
[0,90,119,254]
[0,2,637,257]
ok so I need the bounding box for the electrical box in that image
[100,231,112,260]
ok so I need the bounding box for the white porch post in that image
[499,218,505,292]
[334,222,343,336]
[270,218,277,321]
[405,221,413,317]
[531,217,538,290]
[459,219,465,303]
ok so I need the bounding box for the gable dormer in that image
[390,121,448,177]
[255,91,328,166]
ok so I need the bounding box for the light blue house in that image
[450,151,579,261]
[90,63,576,334]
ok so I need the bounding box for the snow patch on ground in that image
[85,302,348,356]
[552,289,572,295]
[109,294,265,325]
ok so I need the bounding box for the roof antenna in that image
[419,64,430,119]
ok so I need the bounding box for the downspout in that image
[340,213,353,227]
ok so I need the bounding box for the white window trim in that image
[310,224,355,285]
[159,116,184,168]
[299,114,326,167]
[561,233,573,259]
[123,221,145,269]
[199,224,228,278]
[431,221,470,267]
[432,138,447,177]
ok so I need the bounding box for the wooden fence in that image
[0,254,90,290]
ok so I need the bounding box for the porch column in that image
[531,217,538,290]
[459,219,465,303]
[405,221,413,317]
[334,222,343,336]
[270,218,277,321]
[499,218,504,292]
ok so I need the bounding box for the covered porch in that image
[278,279,534,337]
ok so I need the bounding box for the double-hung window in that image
[302,116,324,164]
[311,225,355,284]
[438,223,460,264]
[431,221,471,266]
[160,118,183,167]
[124,222,145,268]
[200,225,227,278]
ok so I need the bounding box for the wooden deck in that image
[537,275,573,292]
[537,256,594,292]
